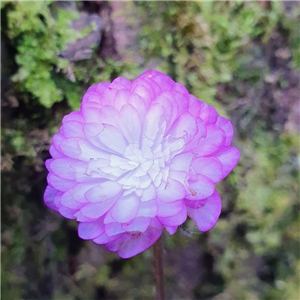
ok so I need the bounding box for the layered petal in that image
[111,194,140,223]
[215,147,240,178]
[78,218,105,240]
[156,179,186,203]
[192,156,223,183]
[44,70,239,259]
[187,190,221,232]
[185,174,215,200]
[196,125,225,156]
[106,226,163,259]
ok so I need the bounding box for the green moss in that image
[3,2,93,108]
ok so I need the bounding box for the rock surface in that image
[58,12,103,62]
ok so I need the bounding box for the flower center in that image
[116,142,169,191]
[86,135,185,198]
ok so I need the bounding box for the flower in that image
[44,70,240,258]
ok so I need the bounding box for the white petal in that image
[157,179,186,203]
[113,89,130,110]
[141,184,157,202]
[119,104,141,143]
[136,200,157,218]
[98,124,128,154]
[85,181,122,203]
[168,112,197,144]
[156,200,184,217]
[111,194,140,223]
[170,152,194,172]
[142,104,165,142]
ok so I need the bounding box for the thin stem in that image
[153,236,165,300]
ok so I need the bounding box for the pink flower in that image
[44,70,240,258]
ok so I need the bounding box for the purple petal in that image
[49,158,87,180]
[61,121,85,138]
[192,156,223,183]
[80,196,119,219]
[106,226,163,259]
[93,232,122,244]
[184,118,206,152]
[60,139,106,163]
[138,76,162,96]
[122,217,151,233]
[44,70,240,258]
[60,190,84,209]
[105,222,126,236]
[74,210,98,222]
[185,174,215,200]
[184,198,207,209]
[196,125,225,156]
[173,91,189,116]
[216,116,234,146]
[145,70,175,91]
[104,234,128,251]
[113,89,130,110]
[187,189,221,232]
[82,92,102,104]
[58,203,77,219]
[188,95,201,118]
[58,138,82,159]
[215,147,240,178]
[158,205,187,227]
[94,82,110,94]
[110,77,132,90]
[165,226,178,235]
[82,106,101,123]
[131,83,153,107]
[62,111,84,123]
[78,218,105,239]
[49,145,65,159]
[69,183,94,203]
[199,103,218,124]
[44,185,60,212]
[47,173,76,192]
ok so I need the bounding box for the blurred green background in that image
[1,1,299,299]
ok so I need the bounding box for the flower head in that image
[44,70,240,258]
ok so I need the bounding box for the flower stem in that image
[153,236,165,300]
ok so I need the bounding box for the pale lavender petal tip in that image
[44,70,240,258]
